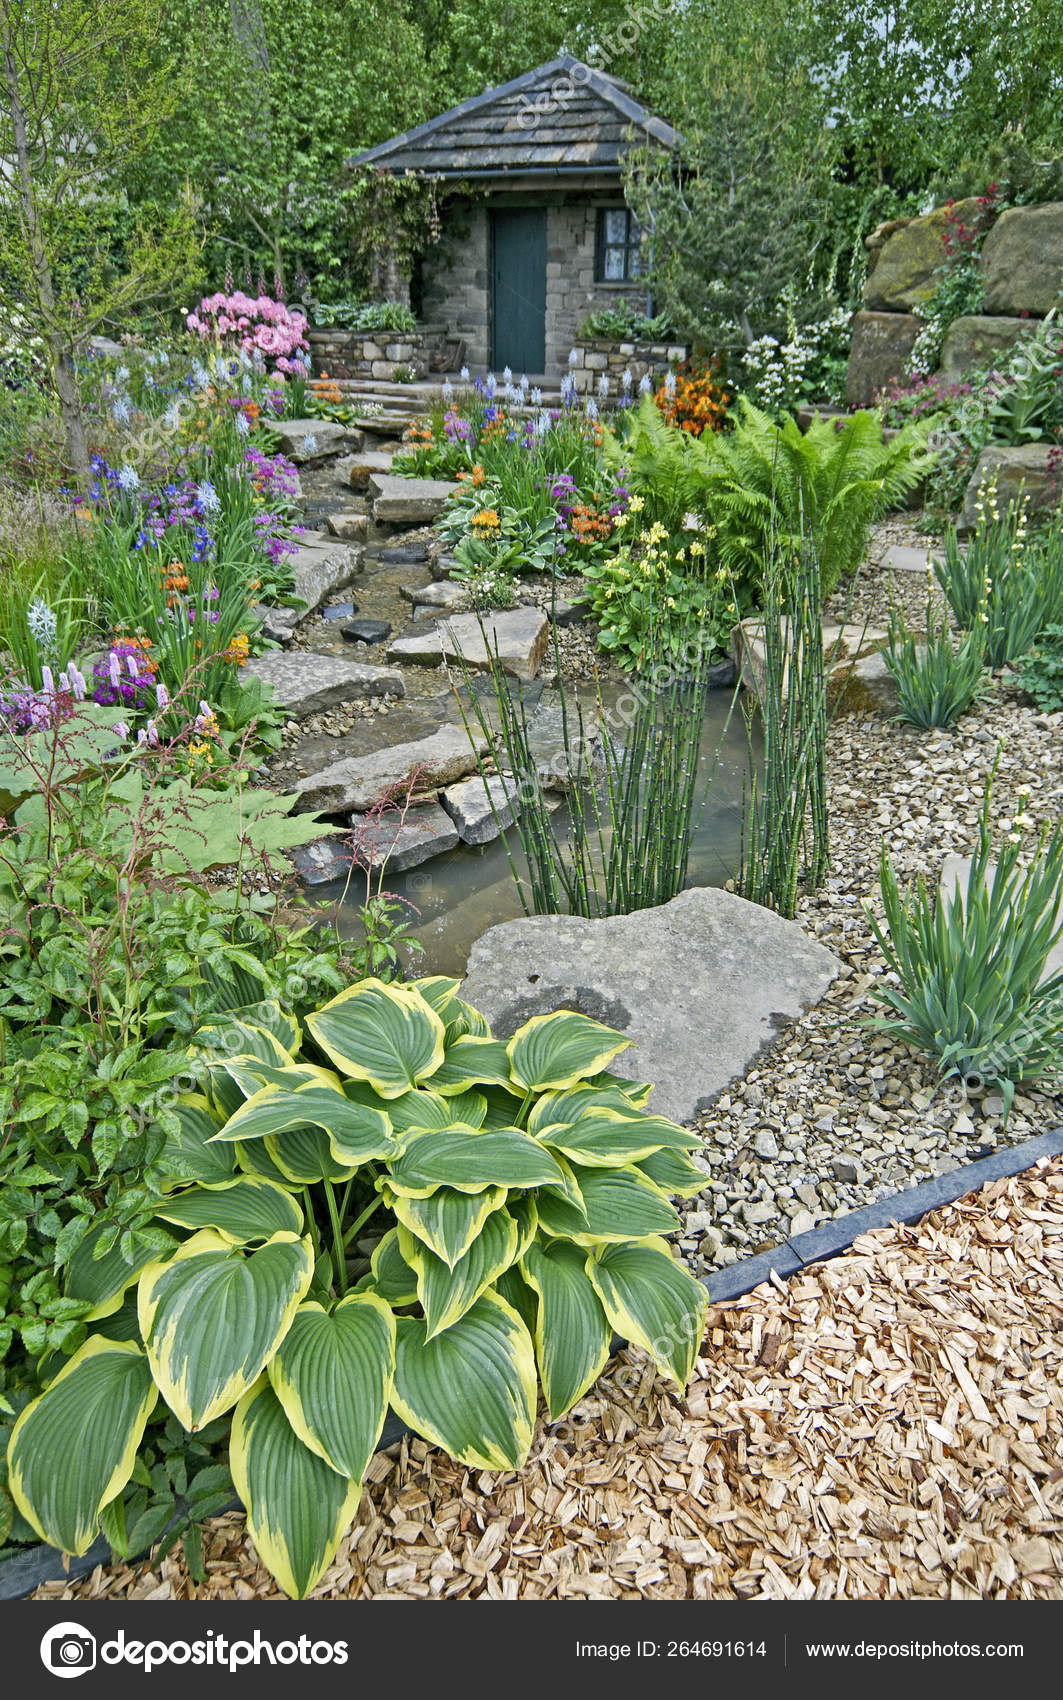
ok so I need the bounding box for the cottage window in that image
[595,208,641,282]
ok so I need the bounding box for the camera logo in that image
[40,1623,97,1679]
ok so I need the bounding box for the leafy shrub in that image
[1018,623,1063,710]
[867,769,1063,1114]
[582,509,741,668]
[579,305,674,341]
[7,980,709,1597]
[309,300,417,335]
[907,192,999,377]
[883,602,986,727]
[738,300,852,413]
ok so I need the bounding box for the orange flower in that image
[471,507,501,535]
[223,632,250,666]
[457,462,486,487]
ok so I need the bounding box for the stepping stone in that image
[345,449,395,491]
[321,601,358,621]
[296,725,487,814]
[460,887,841,1124]
[401,579,469,612]
[883,542,936,575]
[348,801,458,872]
[441,774,522,846]
[343,619,391,646]
[269,418,346,463]
[521,700,604,789]
[551,593,593,626]
[245,653,404,718]
[387,608,550,682]
[288,537,362,615]
[380,542,429,565]
[326,512,367,542]
[291,837,355,886]
[370,472,459,524]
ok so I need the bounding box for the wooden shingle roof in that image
[350,55,678,181]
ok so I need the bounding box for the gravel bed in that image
[680,522,1063,1276]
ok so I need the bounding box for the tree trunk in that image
[1,18,92,489]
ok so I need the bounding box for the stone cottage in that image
[349,54,678,379]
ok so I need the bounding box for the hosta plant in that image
[8,979,709,1598]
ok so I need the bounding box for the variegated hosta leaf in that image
[535,1165,679,1244]
[537,1112,698,1169]
[526,1083,643,1133]
[427,1036,519,1095]
[219,1059,331,1101]
[508,1193,538,1263]
[64,1223,168,1321]
[493,1266,539,1336]
[386,1126,564,1198]
[265,1126,357,1185]
[268,1294,395,1481]
[367,1228,418,1305]
[158,1094,236,1189]
[413,976,463,1020]
[305,979,445,1098]
[444,1088,488,1127]
[587,1239,709,1391]
[156,1178,302,1244]
[391,1184,507,1267]
[479,1085,525,1127]
[225,999,302,1056]
[391,1292,537,1470]
[8,1339,156,1556]
[399,1211,520,1338]
[137,1229,313,1430]
[230,1376,360,1600]
[211,1079,392,1168]
[520,1239,612,1418]
[235,1138,293,1185]
[589,1071,655,1107]
[507,1011,632,1093]
[444,999,491,1043]
[190,1016,294,1072]
[383,1088,454,1135]
[637,1147,707,1196]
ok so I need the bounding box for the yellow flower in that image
[628,495,645,513]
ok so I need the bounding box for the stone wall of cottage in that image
[567,337,686,394]
[419,201,491,371]
[305,328,428,382]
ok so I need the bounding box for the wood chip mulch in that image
[35,1155,1063,1603]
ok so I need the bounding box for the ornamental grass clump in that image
[7,981,709,1599]
[883,597,986,728]
[933,497,1063,670]
[867,767,1063,1114]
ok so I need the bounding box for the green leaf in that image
[211,1080,392,1166]
[8,1339,156,1556]
[156,1178,302,1244]
[390,1184,507,1267]
[158,1095,237,1189]
[391,1292,537,1470]
[637,1148,707,1195]
[264,1125,359,1185]
[381,1088,454,1135]
[538,1111,698,1168]
[192,1019,294,1073]
[268,1294,395,1481]
[230,1376,360,1600]
[536,1166,680,1244]
[587,1239,709,1390]
[64,1224,164,1321]
[426,1036,520,1095]
[521,1239,612,1418]
[387,1126,565,1197]
[367,1228,418,1305]
[305,979,445,1098]
[137,1229,313,1430]
[399,1210,520,1338]
[507,1011,632,1092]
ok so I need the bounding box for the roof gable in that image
[350,54,678,180]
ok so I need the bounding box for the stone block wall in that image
[567,337,686,394]
[419,201,491,372]
[306,328,428,382]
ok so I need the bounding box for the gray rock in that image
[440,774,522,845]
[245,653,405,718]
[349,801,458,871]
[460,887,841,1124]
[387,608,550,682]
[296,725,486,814]
[831,649,904,718]
[401,579,470,612]
[321,602,358,621]
[254,604,299,645]
[552,594,593,627]
[958,444,1063,534]
[753,1129,780,1160]
[380,542,429,564]
[863,200,982,312]
[345,449,395,491]
[326,511,368,542]
[522,700,604,790]
[269,418,346,463]
[291,837,355,886]
[742,1201,775,1228]
[938,314,1036,379]
[981,202,1063,316]
[342,619,391,646]
[830,1156,860,1183]
[288,538,362,616]
[846,310,923,408]
[789,1209,816,1236]
[370,472,459,524]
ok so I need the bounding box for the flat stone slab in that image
[380,542,429,565]
[460,887,841,1124]
[402,579,469,613]
[552,594,593,626]
[321,601,358,620]
[245,653,404,717]
[343,619,391,645]
[288,537,362,615]
[387,608,550,681]
[882,542,934,574]
[441,774,522,845]
[291,836,355,886]
[345,449,395,491]
[370,472,459,524]
[296,724,486,814]
[269,419,346,463]
[254,604,298,645]
[349,801,458,871]
[522,699,603,789]
[940,856,1063,983]
[326,511,367,542]
[732,617,889,701]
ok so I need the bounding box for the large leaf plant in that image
[8,977,709,1598]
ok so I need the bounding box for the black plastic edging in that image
[4,1127,1061,1601]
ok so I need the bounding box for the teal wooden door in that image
[491,208,547,374]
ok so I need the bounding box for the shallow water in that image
[324,679,759,978]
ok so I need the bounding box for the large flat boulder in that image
[958,444,1063,534]
[269,418,346,463]
[388,608,550,682]
[401,579,470,613]
[245,653,404,718]
[295,725,485,814]
[460,888,841,1124]
[288,537,362,615]
[370,472,458,524]
[863,200,982,312]
[938,314,1035,378]
[349,801,458,871]
[441,774,522,845]
[981,203,1063,316]
[343,449,395,491]
[845,310,922,408]
[731,617,888,701]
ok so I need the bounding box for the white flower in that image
[621,368,633,392]
[502,366,512,384]
[520,374,529,392]
[638,373,652,395]
[192,361,211,388]
[568,348,579,367]
[598,374,610,399]
[27,598,58,653]
[195,479,220,514]
[442,379,454,404]
[664,371,677,399]
[584,397,599,420]
[235,411,250,436]
[459,365,470,381]
[165,401,183,430]
[531,386,542,406]
[302,432,318,454]
[117,464,140,493]
[111,394,131,424]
